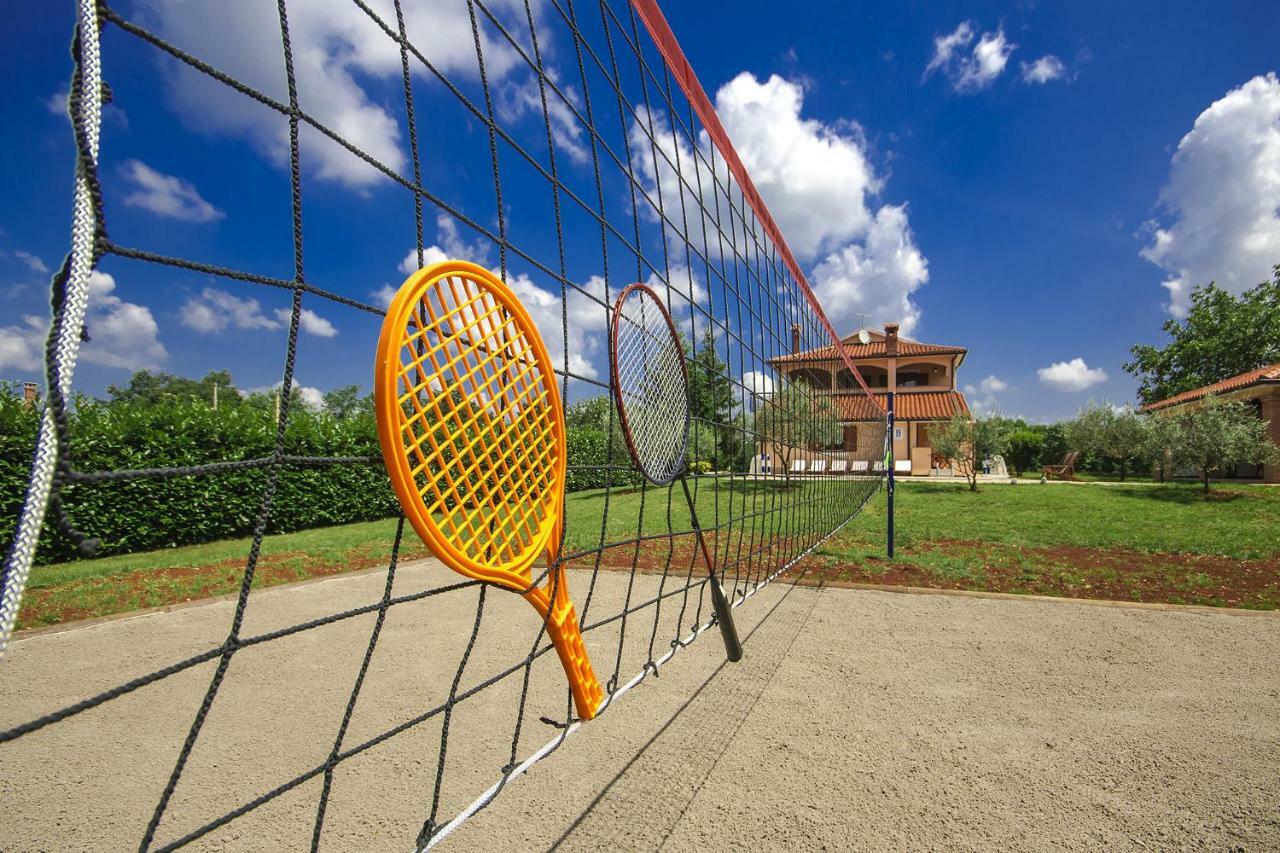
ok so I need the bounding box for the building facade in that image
[1141,363,1280,483]
[769,323,970,475]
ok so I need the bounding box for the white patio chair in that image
[829,459,849,474]
[894,460,912,474]
[851,460,869,473]
[810,459,828,474]
[872,461,885,473]
[789,459,807,474]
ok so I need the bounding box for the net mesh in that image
[612,284,689,486]
[0,0,889,848]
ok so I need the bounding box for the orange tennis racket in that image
[374,259,603,721]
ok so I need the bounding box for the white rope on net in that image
[0,0,104,659]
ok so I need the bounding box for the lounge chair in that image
[1042,450,1080,481]
[894,460,912,474]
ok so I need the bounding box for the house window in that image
[893,427,903,440]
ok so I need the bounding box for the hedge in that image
[0,391,646,565]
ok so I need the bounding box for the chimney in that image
[883,322,899,357]
[22,382,38,409]
[791,323,801,354]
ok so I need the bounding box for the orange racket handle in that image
[524,575,603,721]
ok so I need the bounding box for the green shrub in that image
[0,386,645,564]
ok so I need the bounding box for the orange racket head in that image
[374,259,567,593]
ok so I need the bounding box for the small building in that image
[1141,363,1280,483]
[769,323,970,475]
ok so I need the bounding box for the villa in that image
[1141,363,1280,483]
[769,323,971,475]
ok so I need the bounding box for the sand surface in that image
[2,560,1278,851]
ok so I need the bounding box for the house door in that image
[916,423,930,447]
[843,425,858,452]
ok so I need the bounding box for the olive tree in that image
[1065,402,1149,480]
[1144,395,1276,493]
[929,413,1011,492]
[752,379,841,485]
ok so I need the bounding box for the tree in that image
[322,385,365,419]
[1040,422,1068,466]
[1124,267,1280,405]
[563,394,638,490]
[687,328,743,469]
[752,379,841,485]
[929,413,1011,491]
[1005,428,1045,476]
[1144,395,1277,493]
[106,369,242,408]
[1065,402,1149,481]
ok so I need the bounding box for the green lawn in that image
[17,478,1280,629]
[814,481,1280,609]
[831,480,1280,560]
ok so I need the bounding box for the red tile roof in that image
[772,338,966,364]
[1141,363,1280,412]
[831,390,971,422]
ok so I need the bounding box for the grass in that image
[828,480,1280,560]
[17,478,1280,630]
[812,480,1280,609]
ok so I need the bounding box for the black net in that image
[0,0,888,848]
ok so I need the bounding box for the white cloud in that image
[14,251,49,274]
[1020,55,1066,85]
[371,283,399,308]
[83,272,169,369]
[810,205,928,337]
[399,245,451,276]
[45,90,67,116]
[248,381,325,410]
[497,72,589,164]
[963,375,1008,415]
[181,287,336,337]
[504,271,608,379]
[1037,358,1107,392]
[182,288,280,333]
[135,0,536,190]
[925,22,974,79]
[925,22,1014,93]
[1,272,167,373]
[282,307,338,338]
[399,215,490,275]
[978,374,1007,393]
[712,73,880,258]
[45,88,128,125]
[632,72,929,335]
[0,315,46,372]
[1140,73,1280,316]
[742,370,775,400]
[122,160,224,223]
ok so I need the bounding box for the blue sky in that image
[2,1,1278,421]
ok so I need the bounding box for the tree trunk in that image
[1119,459,1127,481]
[1202,469,1210,494]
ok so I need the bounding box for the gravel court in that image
[1,561,1278,851]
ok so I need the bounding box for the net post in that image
[887,391,895,559]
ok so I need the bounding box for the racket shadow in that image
[546,571,826,852]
